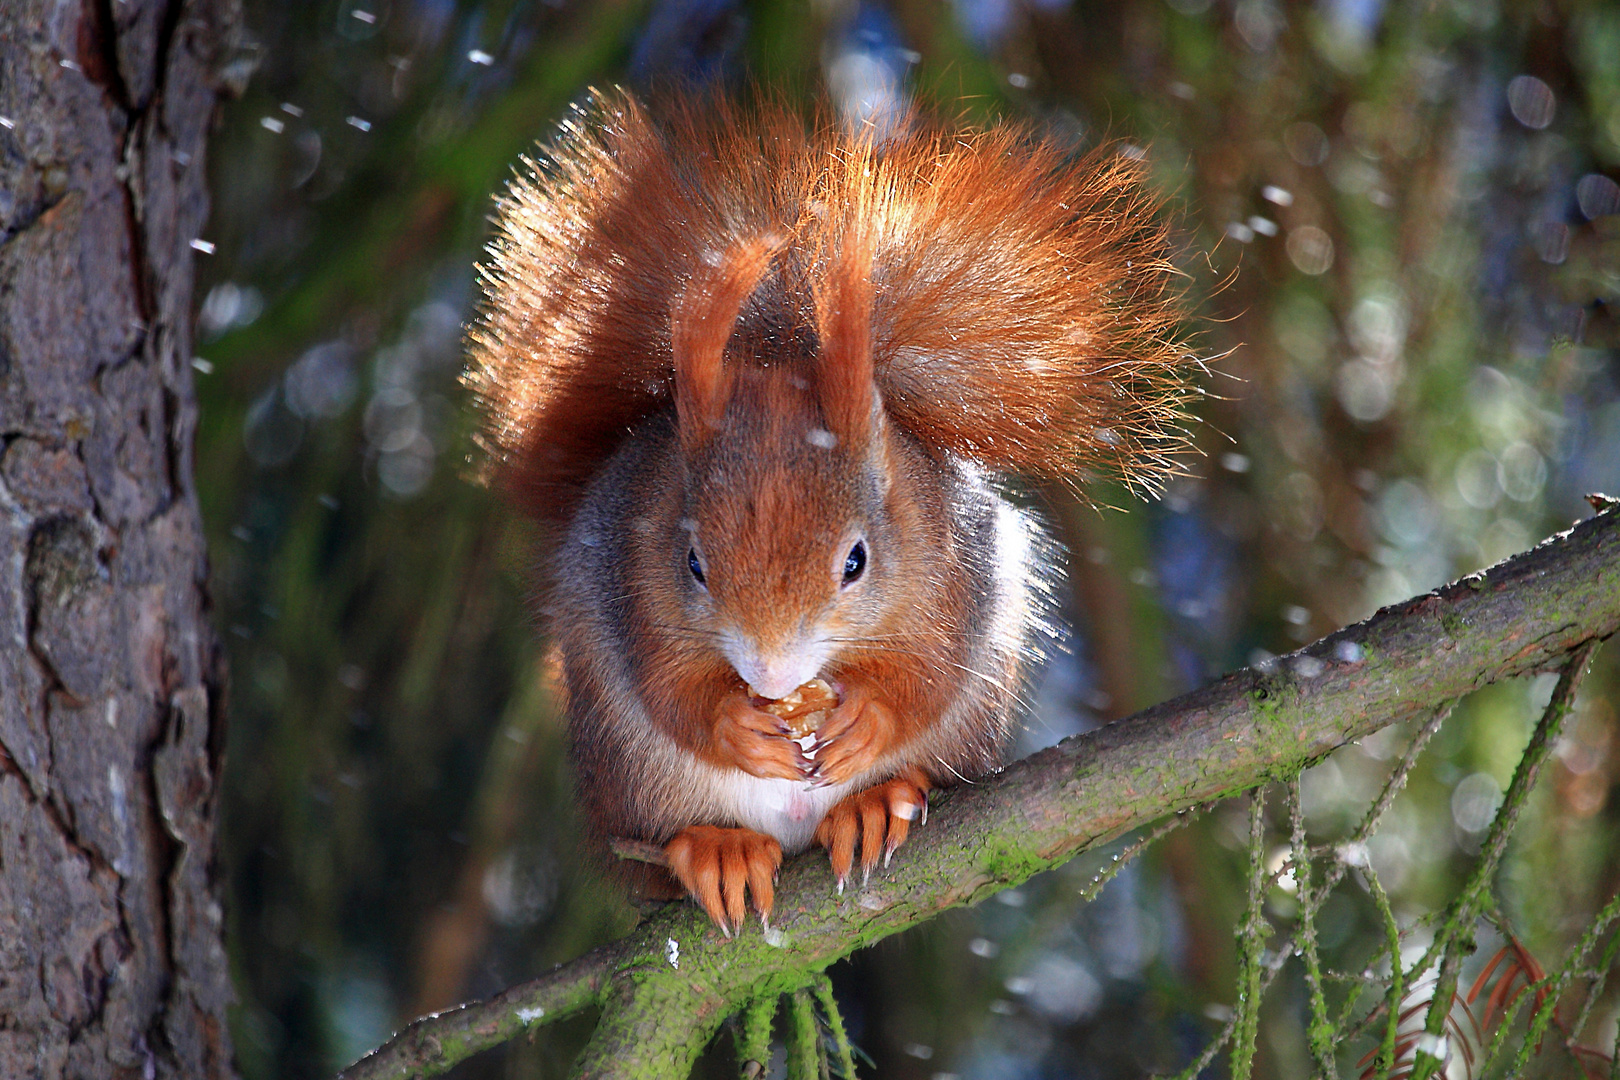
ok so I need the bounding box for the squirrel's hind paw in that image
[814,768,932,890]
[663,825,782,935]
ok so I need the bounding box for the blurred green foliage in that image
[196,1,1619,1077]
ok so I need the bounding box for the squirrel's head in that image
[661,232,917,699]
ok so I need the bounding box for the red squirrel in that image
[466,89,1193,933]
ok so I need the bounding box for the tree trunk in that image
[0,1,241,1076]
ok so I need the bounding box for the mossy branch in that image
[337,506,1620,1080]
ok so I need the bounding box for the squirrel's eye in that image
[842,540,867,585]
[687,547,706,586]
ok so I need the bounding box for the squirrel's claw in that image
[664,825,782,934]
[815,768,932,891]
[817,805,859,891]
[884,783,924,865]
[860,796,887,880]
[721,844,749,931]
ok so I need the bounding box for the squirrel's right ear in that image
[671,236,783,445]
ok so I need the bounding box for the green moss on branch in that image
[339,507,1620,1080]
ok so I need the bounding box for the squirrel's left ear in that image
[813,215,877,448]
[671,235,782,446]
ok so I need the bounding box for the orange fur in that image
[467,88,1194,533]
[673,233,784,442]
[469,89,1198,926]
[626,366,969,778]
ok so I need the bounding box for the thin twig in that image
[812,976,858,1080]
[1078,804,1209,903]
[1231,789,1271,1080]
[1514,887,1620,1073]
[788,988,819,1080]
[1289,777,1339,1079]
[1568,909,1620,1051]
[1162,923,1296,1079]
[610,838,670,867]
[736,995,777,1079]
[1409,640,1600,1080]
[1365,863,1404,1080]
[1316,705,1452,897]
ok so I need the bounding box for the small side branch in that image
[337,949,615,1080]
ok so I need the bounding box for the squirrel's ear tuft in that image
[672,235,783,444]
[813,182,877,449]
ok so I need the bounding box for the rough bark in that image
[340,505,1620,1080]
[0,1,242,1076]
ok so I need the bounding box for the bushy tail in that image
[466,88,1200,527]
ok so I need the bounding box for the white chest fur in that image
[707,770,854,853]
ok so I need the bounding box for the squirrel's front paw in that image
[802,689,899,786]
[663,825,782,935]
[716,695,811,781]
[814,768,931,891]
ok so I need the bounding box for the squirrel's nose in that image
[731,651,816,701]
